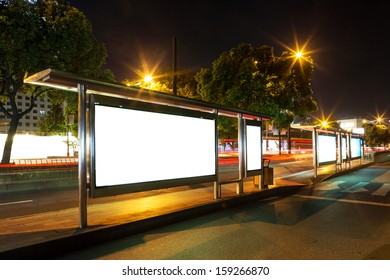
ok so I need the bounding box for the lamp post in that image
[286,50,305,154]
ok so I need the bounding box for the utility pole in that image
[172,36,177,95]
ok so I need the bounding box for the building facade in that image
[338,118,365,134]
[0,94,52,133]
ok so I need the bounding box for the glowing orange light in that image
[144,75,153,83]
[295,51,303,59]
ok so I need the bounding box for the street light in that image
[295,51,303,59]
[144,74,153,83]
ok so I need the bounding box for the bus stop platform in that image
[0,178,307,260]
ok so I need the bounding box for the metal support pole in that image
[259,118,265,189]
[313,127,318,178]
[172,36,177,95]
[214,109,220,199]
[346,132,351,169]
[78,83,88,228]
[237,114,245,194]
[333,132,337,172]
[337,131,342,171]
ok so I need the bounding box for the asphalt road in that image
[57,162,390,260]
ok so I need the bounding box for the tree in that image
[195,43,318,153]
[363,123,390,149]
[0,0,113,163]
[37,99,64,135]
[196,44,266,111]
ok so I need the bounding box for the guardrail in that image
[10,157,78,165]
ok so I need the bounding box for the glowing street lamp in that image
[295,51,303,59]
[144,74,153,83]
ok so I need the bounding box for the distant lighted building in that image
[338,118,365,134]
[0,93,51,133]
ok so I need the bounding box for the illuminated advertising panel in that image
[350,137,362,159]
[342,136,347,161]
[90,96,217,197]
[246,122,262,175]
[317,134,337,164]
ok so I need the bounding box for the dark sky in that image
[68,0,389,120]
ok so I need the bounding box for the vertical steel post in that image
[78,84,88,228]
[214,109,220,199]
[237,114,245,194]
[313,127,318,178]
[172,36,177,95]
[334,132,337,172]
[346,132,351,169]
[337,131,342,171]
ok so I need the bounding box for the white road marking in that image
[0,200,33,206]
[341,182,369,194]
[294,195,390,207]
[372,183,390,196]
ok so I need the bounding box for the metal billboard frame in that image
[88,94,218,198]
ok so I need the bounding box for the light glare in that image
[144,75,153,83]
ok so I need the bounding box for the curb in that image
[0,185,304,260]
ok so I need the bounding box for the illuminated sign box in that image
[246,120,262,176]
[90,95,217,197]
[342,136,347,161]
[350,137,362,159]
[317,134,337,165]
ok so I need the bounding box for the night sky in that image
[68,0,389,120]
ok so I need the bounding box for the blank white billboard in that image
[246,124,262,172]
[318,134,337,164]
[350,137,362,159]
[342,137,347,160]
[94,105,216,187]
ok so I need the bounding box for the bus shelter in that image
[24,69,271,228]
[293,125,364,178]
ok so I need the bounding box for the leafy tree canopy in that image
[0,0,113,163]
[195,43,318,131]
[363,123,390,149]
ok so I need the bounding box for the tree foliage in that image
[0,0,113,163]
[195,43,318,139]
[363,123,390,149]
